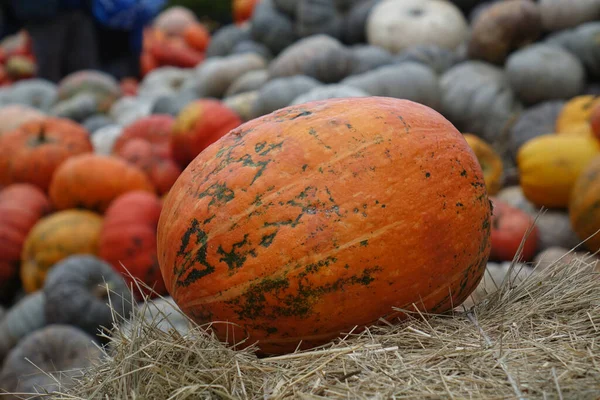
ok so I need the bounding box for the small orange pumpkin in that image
[158,97,492,354]
[0,118,93,191]
[517,134,600,208]
[463,134,504,195]
[170,99,242,167]
[99,191,166,299]
[555,95,600,135]
[20,209,103,293]
[49,154,155,213]
[569,155,600,252]
[183,23,210,52]
[112,114,175,156]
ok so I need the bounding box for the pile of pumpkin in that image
[1,0,600,393]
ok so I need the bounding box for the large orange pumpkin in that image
[0,184,51,299]
[569,155,600,252]
[158,97,492,355]
[170,99,242,167]
[0,118,93,191]
[21,209,103,293]
[49,154,155,213]
[99,191,166,299]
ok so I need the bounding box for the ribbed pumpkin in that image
[569,156,600,252]
[0,118,93,191]
[99,191,166,299]
[158,97,492,355]
[517,134,600,209]
[112,114,175,157]
[20,209,103,293]
[555,95,600,135]
[170,99,242,167]
[116,139,182,196]
[463,134,504,195]
[0,184,51,300]
[49,154,155,213]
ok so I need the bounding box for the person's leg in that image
[63,10,100,75]
[25,18,66,83]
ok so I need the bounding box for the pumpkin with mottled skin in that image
[49,154,155,212]
[20,209,103,293]
[0,118,93,191]
[158,97,492,355]
[99,191,166,299]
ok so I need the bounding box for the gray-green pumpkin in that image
[230,40,273,61]
[393,44,463,75]
[291,84,369,105]
[509,100,565,160]
[341,0,381,45]
[82,114,114,134]
[505,44,585,105]
[545,22,600,79]
[49,92,98,122]
[539,0,600,32]
[223,90,260,122]
[206,24,252,58]
[348,44,393,75]
[440,61,522,143]
[225,69,269,97]
[296,0,343,40]
[43,255,133,338]
[250,75,321,118]
[0,325,102,397]
[0,291,46,361]
[8,79,57,112]
[250,0,297,55]
[342,62,441,110]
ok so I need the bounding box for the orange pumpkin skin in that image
[99,191,166,299]
[591,103,600,141]
[21,209,103,293]
[49,154,155,213]
[233,0,260,24]
[117,139,182,195]
[170,99,242,167]
[183,23,210,52]
[112,114,175,156]
[569,156,600,252]
[158,97,492,355]
[0,184,51,296]
[0,118,93,191]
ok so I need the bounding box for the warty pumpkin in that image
[569,156,600,252]
[0,117,93,191]
[463,134,504,195]
[0,184,51,301]
[20,209,103,293]
[49,154,155,212]
[99,191,165,299]
[157,97,492,355]
[171,99,243,167]
[517,134,600,209]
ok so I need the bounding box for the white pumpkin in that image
[91,125,123,155]
[366,0,468,54]
[109,96,153,127]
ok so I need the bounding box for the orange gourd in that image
[463,134,504,195]
[569,155,600,252]
[158,97,492,355]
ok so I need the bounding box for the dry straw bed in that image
[19,257,600,399]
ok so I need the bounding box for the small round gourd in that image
[439,61,522,143]
[509,101,565,160]
[367,0,468,54]
[467,0,542,64]
[0,325,102,396]
[505,44,585,105]
[43,255,133,337]
[342,62,441,110]
[250,75,322,118]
